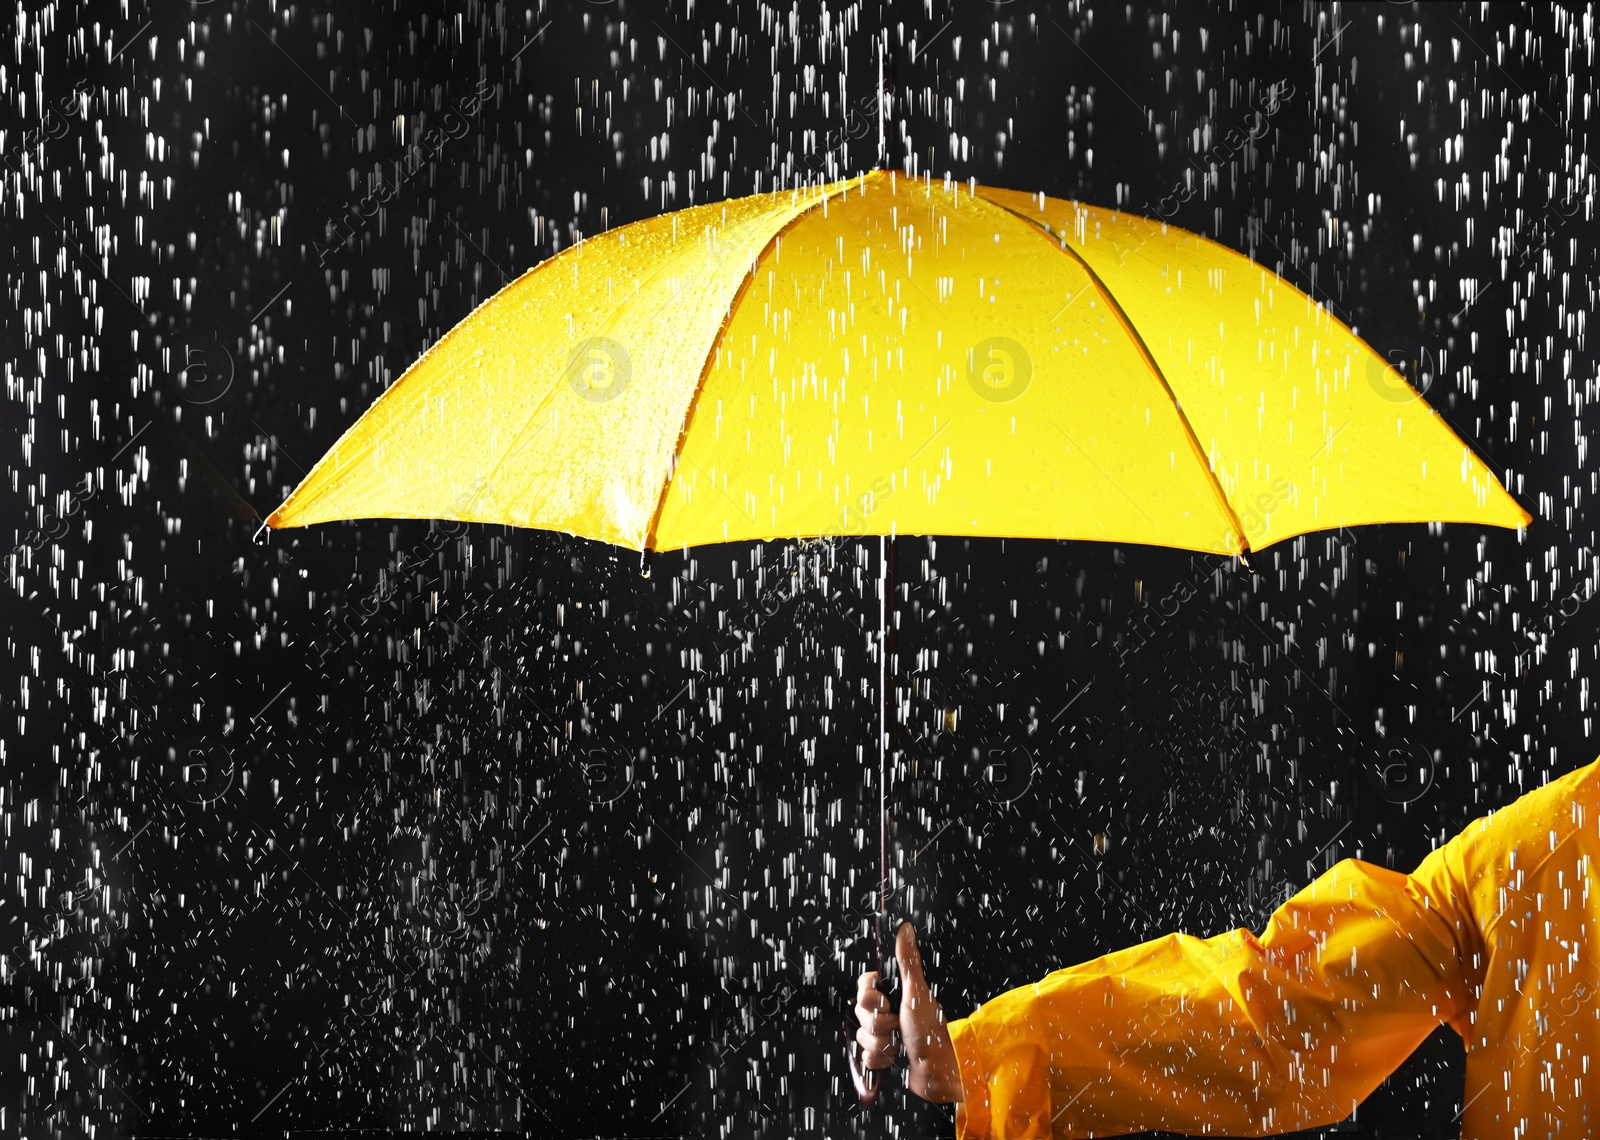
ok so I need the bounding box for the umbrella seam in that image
[264,248,562,528]
[971,194,1253,560]
[1164,208,1528,530]
[642,171,876,552]
[479,209,759,544]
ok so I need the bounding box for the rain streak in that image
[0,2,1595,1137]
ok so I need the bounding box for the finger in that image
[855,971,889,1014]
[891,924,962,1104]
[856,1026,899,1069]
[854,1006,899,1037]
[896,922,945,1044]
[895,922,929,1002]
[845,1037,880,1106]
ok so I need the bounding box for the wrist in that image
[947,1016,991,1135]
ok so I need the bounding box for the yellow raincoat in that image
[948,758,1600,1138]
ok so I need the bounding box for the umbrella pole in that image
[876,26,886,170]
[848,530,895,1106]
[877,531,894,974]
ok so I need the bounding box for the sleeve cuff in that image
[948,1015,993,1140]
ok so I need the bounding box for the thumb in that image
[893,922,962,1105]
[895,921,932,1007]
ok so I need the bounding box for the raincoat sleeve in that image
[945,841,1486,1139]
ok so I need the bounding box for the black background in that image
[1,1,1593,1136]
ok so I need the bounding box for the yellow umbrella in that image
[265,169,1528,553]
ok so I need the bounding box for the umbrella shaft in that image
[877,532,895,973]
[876,31,886,169]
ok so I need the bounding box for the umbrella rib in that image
[641,172,873,552]
[974,197,1253,560]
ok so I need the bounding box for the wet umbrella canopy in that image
[264,170,1525,553]
[1,3,1594,1138]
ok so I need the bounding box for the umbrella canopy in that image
[265,169,1528,551]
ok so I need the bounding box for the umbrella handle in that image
[873,908,900,994]
[845,1032,880,1104]
[846,911,901,1105]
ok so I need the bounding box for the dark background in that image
[1,0,1592,1135]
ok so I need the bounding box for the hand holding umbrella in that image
[850,922,962,1105]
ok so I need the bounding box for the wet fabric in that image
[266,171,1527,555]
[948,759,1600,1139]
